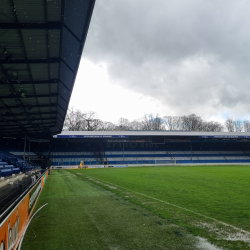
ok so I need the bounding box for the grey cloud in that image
[83,0,250,120]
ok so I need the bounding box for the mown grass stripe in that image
[23,170,200,250]
[86,175,250,236]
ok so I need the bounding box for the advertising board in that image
[0,171,48,250]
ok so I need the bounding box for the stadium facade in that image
[48,131,250,166]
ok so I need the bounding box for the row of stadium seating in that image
[0,150,41,177]
[50,150,250,165]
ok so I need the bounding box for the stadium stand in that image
[0,150,42,177]
[0,1,96,248]
[49,137,250,166]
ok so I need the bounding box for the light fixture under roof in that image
[3,47,8,55]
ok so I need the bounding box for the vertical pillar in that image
[190,139,193,161]
[123,142,124,162]
[28,138,31,163]
[23,131,26,161]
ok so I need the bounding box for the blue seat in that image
[201,160,228,163]
[176,160,193,163]
[191,160,202,163]
[4,165,14,168]
[12,168,21,174]
[0,169,13,177]
[229,159,250,163]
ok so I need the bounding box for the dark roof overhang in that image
[0,0,96,138]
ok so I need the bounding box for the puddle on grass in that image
[195,221,250,243]
[197,237,222,250]
[225,232,250,242]
[83,174,249,249]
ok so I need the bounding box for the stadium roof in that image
[0,0,95,138]
[54,131,250,139]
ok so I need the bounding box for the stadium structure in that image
[0,1,250,249]
[50,131,250,166]
[0,1,95,249]
[1,130,250,169]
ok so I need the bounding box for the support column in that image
[23,131,26,161]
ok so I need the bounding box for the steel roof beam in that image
[8,0,43,126]
[0,121,56,128]
[0,68,23,128]
[0,122,56,128]
[0,58,60,64]
[1,93,58,99]
[0,117,56,123]
[0,127,53,134]
[0,111,57,117]
[2,103,57,109]
[0,79,59,85]
[0,22,62,30]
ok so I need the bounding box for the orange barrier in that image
[0,171,48,250]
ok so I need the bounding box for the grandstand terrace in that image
[50,131,250,166]
[0,1,96,249]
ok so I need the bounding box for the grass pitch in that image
[23,166,250,250]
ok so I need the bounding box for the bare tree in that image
[100,121,117,131]
[63,108,103,131]
[225,117,243,132]
[234,119,243,132]
[63,107,85,131]
[225,118,233,132]
[244,120,250,132]
[141,114,165,130]
[141,114,152,130]
[172,116,183,130]
[130,119,143,130]
[201,121,224,132]
[153,114,166,130]
[164,115,224,132]
[164,116,175,130]
[181,114,202,131]
[117,118,131,130]
[164,116,183,131]
[64,107,229,132]
[83,111,103,131]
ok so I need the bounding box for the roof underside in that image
[0,0,95,138]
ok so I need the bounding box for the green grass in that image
[73,166,250,230]
[70,166,250,250]
[23,166,250,250]
[23,170,198,250]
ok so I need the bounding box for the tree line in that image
[63,107,250,132]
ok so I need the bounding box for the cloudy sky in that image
[69,0,250,124]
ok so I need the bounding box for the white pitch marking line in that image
[87,176,250,236]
